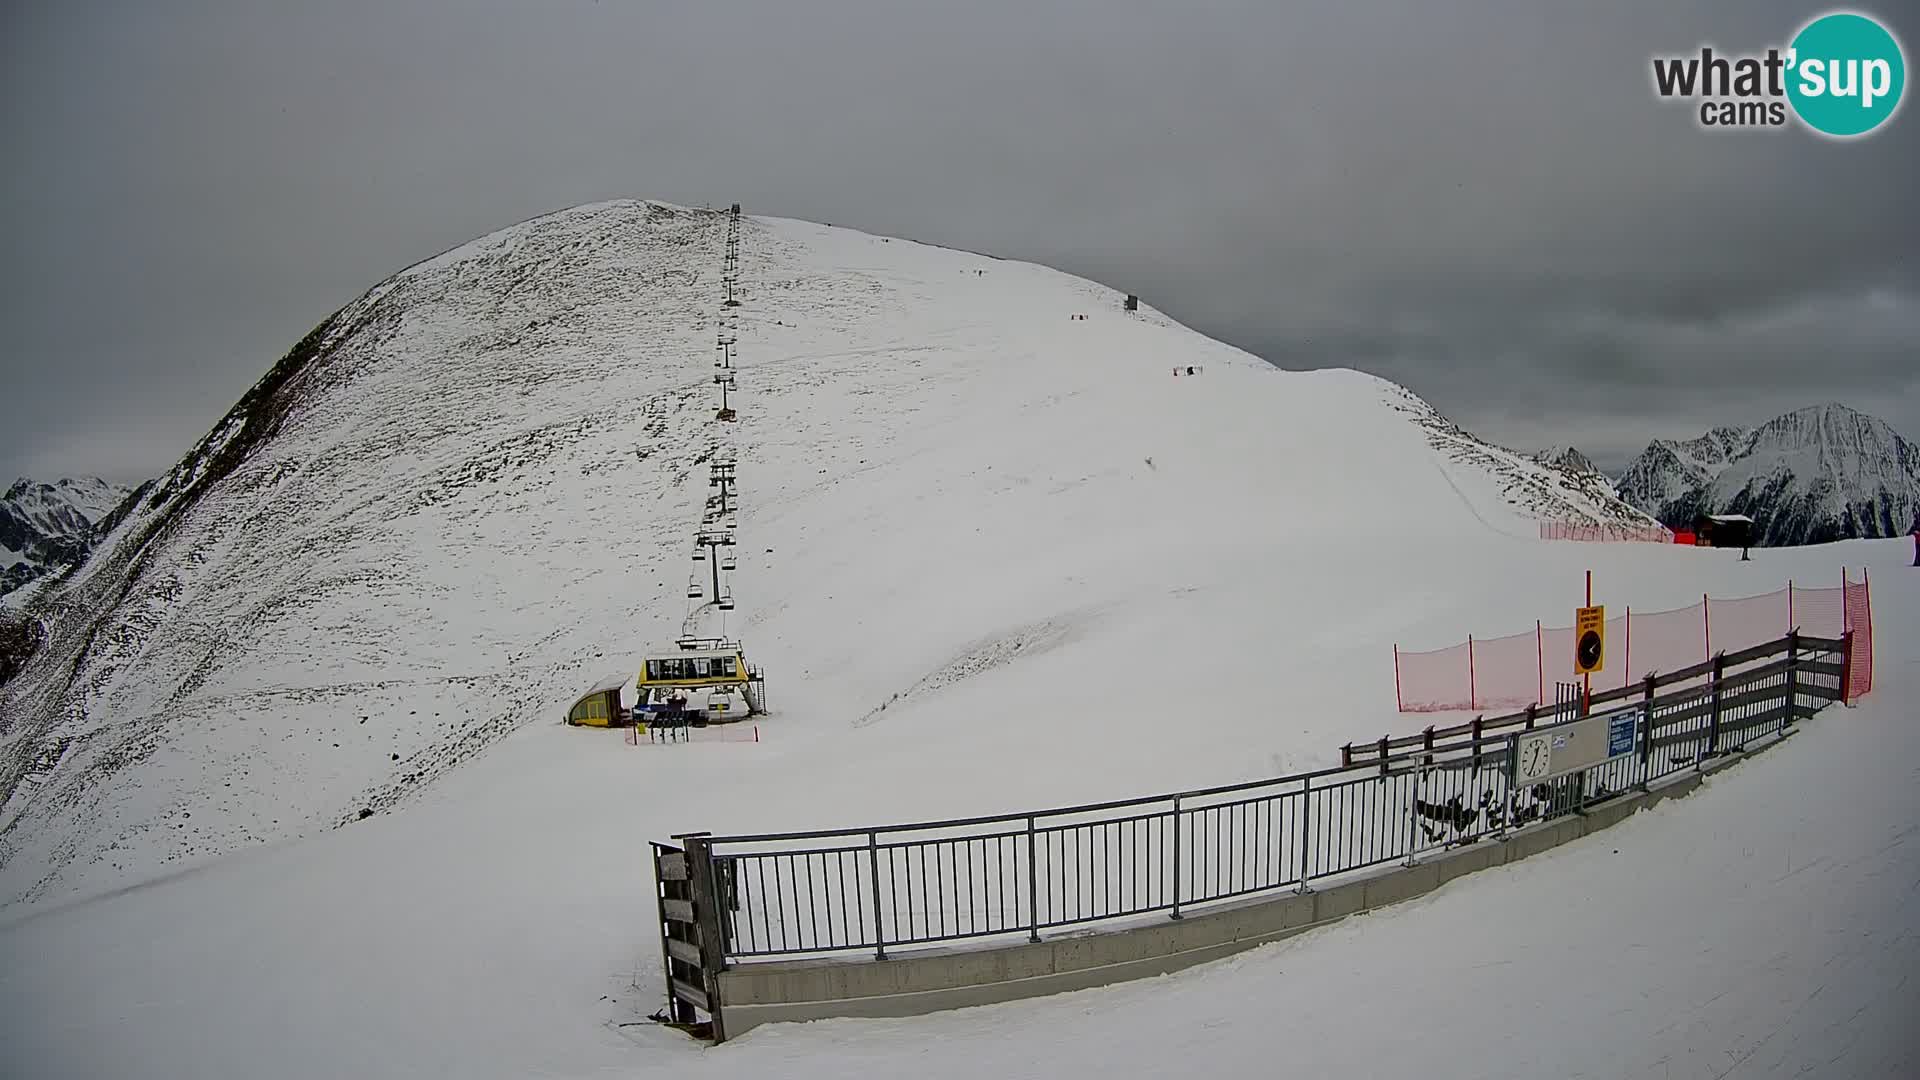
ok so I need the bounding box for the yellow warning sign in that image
[1574,605,1606,675]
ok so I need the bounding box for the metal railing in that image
[663,632,1847,964]
[1354,627,1854,765]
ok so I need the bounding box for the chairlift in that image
[720,553,738,571]
[686,579,704,599]
[692,544,706,561]
[717,591,735,611]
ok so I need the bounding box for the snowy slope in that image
[0,476,128,599]
[1618,404,1920,544]
[0,539,1907,1080]
[0,200,1638,907]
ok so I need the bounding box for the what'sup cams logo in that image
[1652,10,1905,137]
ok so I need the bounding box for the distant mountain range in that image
[1,477,130,599]
[1608,404,1920,546]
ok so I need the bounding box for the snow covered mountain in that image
[1531,446,1599,476]
[0,200,1666,906]
[0,477,129,599]
[1616,405,1920,545]
[1,199,1913,1080]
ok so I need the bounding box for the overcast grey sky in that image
[2,0,1915,485]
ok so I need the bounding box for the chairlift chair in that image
[686,579,704,599]
[717,592,735,611]
[720,553,738,571]
[691,544,706,561]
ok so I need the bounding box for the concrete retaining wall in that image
[715,740,1783,1038]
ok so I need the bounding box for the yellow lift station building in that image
[565,673,629,727]
[636,648,748,690]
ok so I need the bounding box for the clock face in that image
[1577,630,1603,671]
[1517,735,1552,782]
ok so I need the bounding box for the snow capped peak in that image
[1532,446,1602,476]
[3,476,124,523]
[1617,403,1920,544]
[1,476,131,599]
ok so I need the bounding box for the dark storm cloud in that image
[2,0,1915,484]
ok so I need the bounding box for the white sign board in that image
[1510,706,1639,786]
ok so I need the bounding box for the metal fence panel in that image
[685,636,1842,962]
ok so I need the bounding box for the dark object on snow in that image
[358,808,374,820]
[1124,294,1138,312]
[1691,513,1754,549]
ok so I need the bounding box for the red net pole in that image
[1394,644,1404,712]
[1788,580,1795,631]
[1536,620,1544,705]
[1468,635,1478,711]
[1584,571,1592,711]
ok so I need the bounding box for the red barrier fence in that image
[1394,570,1874,712]
[1539,521,1675,543]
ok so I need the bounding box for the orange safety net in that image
[1395,572,1874,712]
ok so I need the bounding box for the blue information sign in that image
[1607,711,1636,758]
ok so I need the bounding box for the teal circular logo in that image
[1787,12,1906,137]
